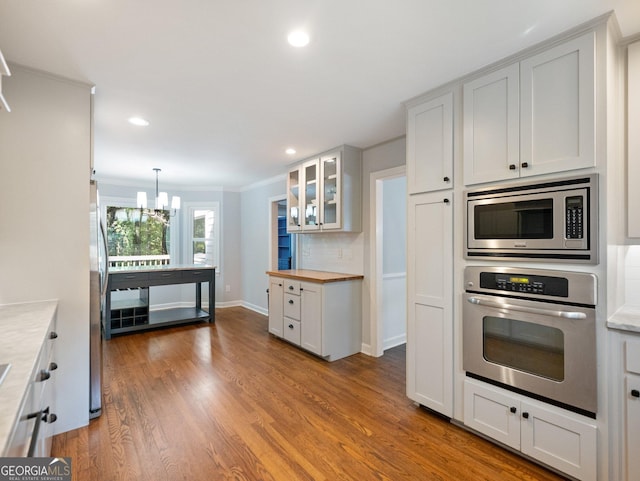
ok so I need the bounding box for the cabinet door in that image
[268,278,284,337]
[302,159,320,231]
[520,401,597,481]
[406,191,453,416]
[626,374,640,481]
[463,379,521,450]
[286,168,302,232]
[628,41,640,238]
[463,64,520,185]
[520,32,595,177]
[300,281,322,355]
[320,153,341,230]
[406,92,453,194]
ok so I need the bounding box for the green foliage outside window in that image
[106,207,171,257]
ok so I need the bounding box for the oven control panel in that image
[479,272,569,298]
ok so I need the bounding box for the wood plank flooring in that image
[52,307,566,481]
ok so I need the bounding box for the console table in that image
[104,264,216,339]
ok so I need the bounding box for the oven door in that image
[463,293,596,416]
[467,189,589,251]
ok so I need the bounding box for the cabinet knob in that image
[443,198,450,204]
[443,176,450,182]
[44,412,57,424]
[288,324,294,329]
[521,162,529,168]
[288,286,294,290]
[510,406,517,414]
[49,362,58,371]
[49,331,58,340]
[288,299,294,304]
[37,370,51,382]
[632,389,640,398]
[522,412,529,419]
[509,164,517,170]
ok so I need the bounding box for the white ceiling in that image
[1,0,639,190]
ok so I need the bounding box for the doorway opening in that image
[269,196,296,271]
[369,166,406,357]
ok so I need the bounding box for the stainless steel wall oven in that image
[463,266,597,418]
[465,174,598,263]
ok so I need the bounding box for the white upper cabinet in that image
[464,32,595,185]
[628,40,640,238]
[286,146,361,233]
[463,64,520,185]
[406,92,453,194]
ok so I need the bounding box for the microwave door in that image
[468,191,573,251]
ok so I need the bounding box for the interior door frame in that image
[369,165,406,357]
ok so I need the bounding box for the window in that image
[105,206,172,266]
[186,203,220,269]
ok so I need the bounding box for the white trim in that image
[241,301,268,316]
[369,165,406,358]
[383,333,407,351]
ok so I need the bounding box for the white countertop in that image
[607,305,640,334]
[0,300,58,455]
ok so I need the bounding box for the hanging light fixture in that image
[136,168,180,215]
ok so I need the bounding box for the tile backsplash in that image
[625,246,640,307]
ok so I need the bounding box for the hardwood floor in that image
[53,307,566,481]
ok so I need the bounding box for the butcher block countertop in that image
[266,269,364,283]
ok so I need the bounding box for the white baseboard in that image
[241,301,268,316]
[383,334,407,351]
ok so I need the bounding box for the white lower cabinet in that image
[624,339,640,481]
[464,378,597,480]
[268,275,362,361]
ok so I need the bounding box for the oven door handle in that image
[467,296,587,320]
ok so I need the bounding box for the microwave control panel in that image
[479,272,569,298]
[566,196,584,239]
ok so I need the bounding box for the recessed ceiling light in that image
[287,31,309,48]
[285,148,296,155]
[128,117,149,126]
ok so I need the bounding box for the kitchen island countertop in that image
[266,269,364,283]
[0,300,58,455]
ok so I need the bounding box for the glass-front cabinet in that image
[321,154,341,229]
[287,168,302,231]
[286,145,362,234]
[303,159,320,230]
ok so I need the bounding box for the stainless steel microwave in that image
[465,174,598,263]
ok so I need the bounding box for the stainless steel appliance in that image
[463,266,597,417]
[89,180,108,418]
[465,174,598,263]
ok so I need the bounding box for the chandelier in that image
[136,168,181,215]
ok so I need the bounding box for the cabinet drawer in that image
[148,270,181,284]
[284,318,301,346]
[626,339,640,374]
[181,270,211,283]
[284,280,301,295]
[284,294,301,320]
[110,272,149,289]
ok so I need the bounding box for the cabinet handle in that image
[443,176,450,182]
[443,199,450,204]
[288,324,294,329]
[300,287,304,291]
[509,164,517,170]
[49,331,58,340]
[288,299,294,305]
[522,412,529,419]
[279,284,282,287]
[49,362,58,371]
[37,370,51,382]
[632,389,640,398]
[510,406,517,414]
[288,286,294,290]
[521,162,529,168]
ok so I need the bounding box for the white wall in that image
[0,66,92,434]
[240,177,286,313]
